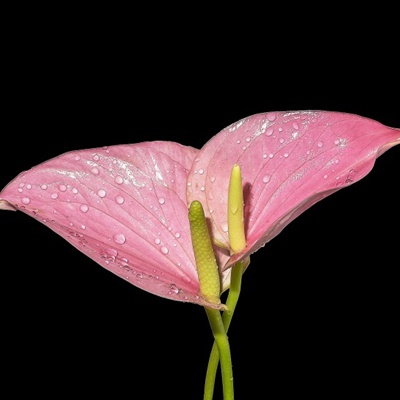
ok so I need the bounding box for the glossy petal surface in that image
[0,141,224,308]
[186,111,400,268]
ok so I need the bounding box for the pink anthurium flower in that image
[1,111,399,310]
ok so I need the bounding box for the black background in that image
[1,8,399,399]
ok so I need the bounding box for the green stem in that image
[203,259,246,400]
[204,306,234,400]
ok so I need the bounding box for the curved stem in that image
[203,259,247,400]
[204,306,234,400]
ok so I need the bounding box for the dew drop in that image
[80,204,89,213]
[91,167,100,175]
[41,184,48,190]
[317,141,323,148]
[22,197,31,205]
[26,184,32,189]
[17,188,23,193]
[262,175,271,183]
[292,122,299,130]
[200,186,205,191]
[74,155,81,161]
[198,168,204,175]
[263,154,268,159]
[155,238,161,245]
[269,153,274,158]
[93,154,100,161]
[169,284,179,294]
[266,112,276,121]
[115,195,125,204]
[161,246,169,254]
[72,188,78,194]
[59,184,67,192]
[283,152,289,158]
[236,139,241,144]
[265,128,274,136]
[51,193,58,199]
[210,176,216,183]
[324,174,328,179]
[81,225,86,230]
[97,189,106,198]
[113,233,126,244]
[115,175,124,184]
[175,232,181,238]
[221,222,228,233]
[246,137,251,142]
[158,197,165,205]
[279,138,285,144]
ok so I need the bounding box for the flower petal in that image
[186,111,400,268]
[0,141,223,309]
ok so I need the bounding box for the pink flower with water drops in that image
[0,111,399,309]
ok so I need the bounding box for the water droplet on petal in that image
[266,112,276,121]
[97,189,106,198]
[115,175,124,184]
[91,167,100,175]
[158,198,165,205]
[51,193,58,199]
[221,222,228,233]
[22,197,31,205]
[317,141,323,148]
[169,284,179,294]
[198,168,204,175]
[292,122,299,130]
[283,152,289,158]
[113,233,126,244]
[115,195,124,204]
[74,155,81,161]
[175,232,181,238]
[210,176,216,183]
[59,184,67,192]
[262,175,271,183]
[80,204,89,213]
[41,184,48,190]
[265,127,274,136]
[72,188,78,194]
[155,238,161,245]
[93,154,100,161]
[161,246,169,254]
[81,225,86,230]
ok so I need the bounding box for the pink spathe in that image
[1,111,399,308]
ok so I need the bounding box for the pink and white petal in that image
[0,141,223,309]
[187,111,400,268]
